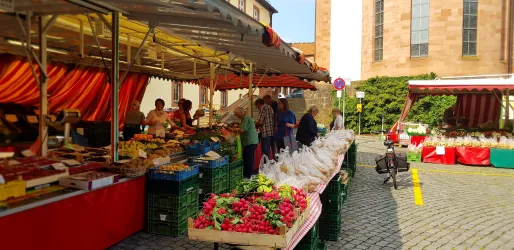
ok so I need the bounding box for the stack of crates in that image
[146,168,200,236]
[343,143,357,177]
[229,159,244,191]
[295,221,327,250]
[189,156,230,195]
[319,172,344,241]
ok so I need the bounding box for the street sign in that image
[344,78,352,86]
[357,104,363,113]
[356,91,365,99]
[336,90,342,98]
[333,78,345,90]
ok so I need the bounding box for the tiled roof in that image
[291,42,315,56]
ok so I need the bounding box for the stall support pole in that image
[39,16,49,156]
[248,63,254,116]
[505,89,510,128]
[209,63,215,127]
[111,12,120,162]
[343,88,346,128]
[358,98,362,135]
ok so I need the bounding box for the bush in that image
[332,73,455,133]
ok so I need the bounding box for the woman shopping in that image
[146,98,179,138]
[296,106,319,147]
[123,100,145,140]
[274,98,296,151]
[175,100,197,130]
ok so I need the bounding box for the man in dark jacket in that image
[296,106,319,147]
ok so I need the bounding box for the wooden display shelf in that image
[187,206,310,249]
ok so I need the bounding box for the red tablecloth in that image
[422,146,456,165]
[0,176,146,250]
[410,135,427,147]
[456,147,490,166]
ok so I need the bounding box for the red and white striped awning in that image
[409,77,514,94]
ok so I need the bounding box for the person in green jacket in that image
[233,107,259,178]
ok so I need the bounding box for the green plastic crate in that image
[147,188,199,210]
[199,164,230,180]
[294,242,318,250]
[324,174,342,195]
[147,218,188,236]
[148,202,198,224]
[229,159,244,169]
[147,174,199,195]
[491,148,514,169]
[299,221,319,245]
[319,213,342,241]
[318,241,328,250]
[229,175,243,191]
[406,152,422,162]
[199,175,230,194]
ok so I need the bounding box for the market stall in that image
[187,130,356,250]
[394,77,514,167]
[0,1,334,249]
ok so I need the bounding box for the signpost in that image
[356,91,365,135]
[333,78,350,127]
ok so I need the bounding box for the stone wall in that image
[361,0,509,79]
[304,0,333,127]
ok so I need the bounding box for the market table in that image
[456,147,490,166]
[0,176,146,250]
[422,146,456,165]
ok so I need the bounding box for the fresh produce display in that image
[220,143,238,160]
[0,166,66,182]
[120,158,154,170]
[407,125,429,135]
[192,184,308,234]
[423,136,514,149]
[68,171,116,181]
[260,130,355,193]
[235,174,274,193]
[156,163,191,174]
[188,129,222,142]
[133,134,154,140]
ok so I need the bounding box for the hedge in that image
[332,73,456,133]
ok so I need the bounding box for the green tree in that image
[332,73,454,133]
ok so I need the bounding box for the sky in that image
[270,0,316,43]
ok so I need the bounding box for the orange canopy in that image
[0,55,149,125]
[194,74,317,91]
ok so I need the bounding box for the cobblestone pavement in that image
[111,136,514,250]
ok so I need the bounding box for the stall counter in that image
[0,176,146,250]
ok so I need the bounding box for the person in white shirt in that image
[145,99,179,138]
[331,108,345,131]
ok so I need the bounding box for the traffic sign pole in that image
[342,88,346,128]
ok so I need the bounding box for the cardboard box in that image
[59,171,119,191]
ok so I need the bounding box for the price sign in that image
[436,146,446,155]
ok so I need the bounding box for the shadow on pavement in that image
[330,165,404,250]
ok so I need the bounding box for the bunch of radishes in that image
[192,185,309,235]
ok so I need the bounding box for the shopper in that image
[146,99,179,138]
[255,98,274,162]
[330,108,344,131]
[274,98,296,151]
[233,107,259,179]
[123,100,145,140]
[176,100,197,130]
[263,95,278,156]
[297,106,319,147]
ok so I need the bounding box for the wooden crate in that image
[187,206,310,248]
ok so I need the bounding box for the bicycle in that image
[374,130,409,189]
